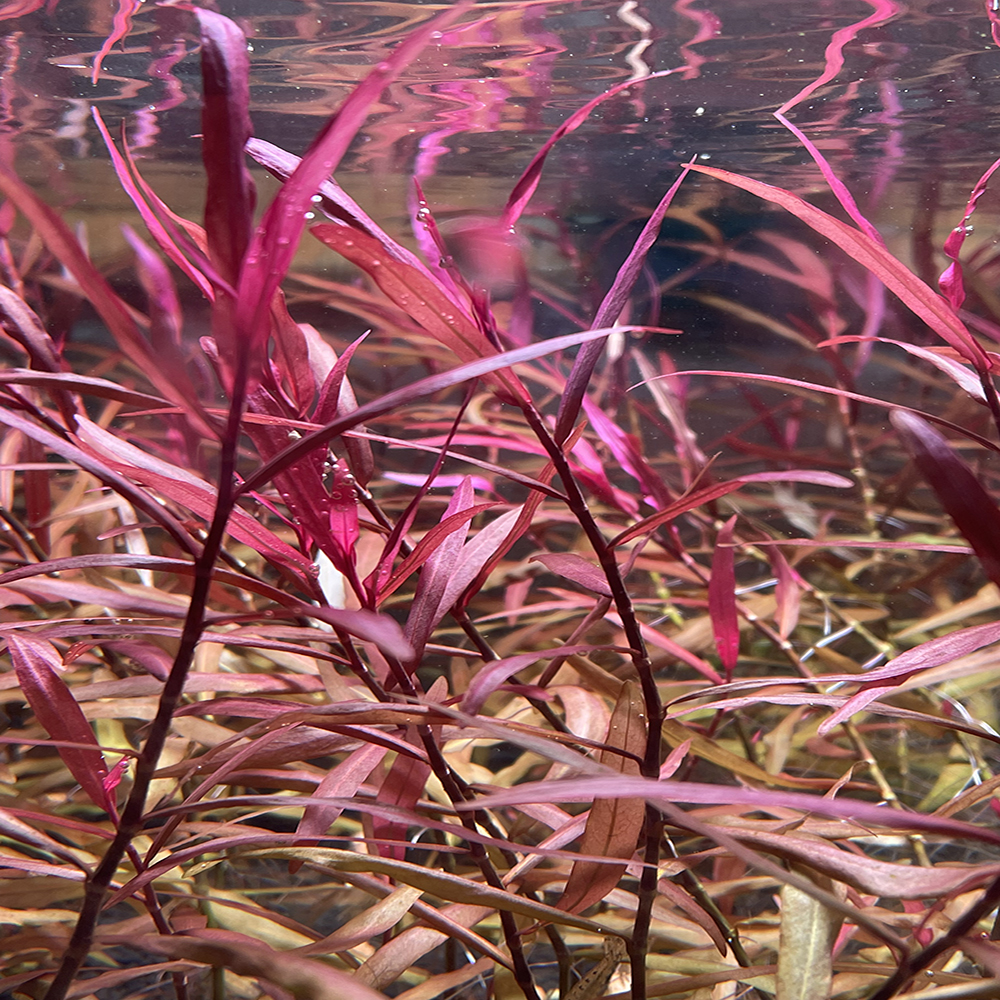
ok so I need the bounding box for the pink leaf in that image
[531,553,613,597]
[465,776,1000,847]
[234,3,473,357]
[771,548,802,640]
[91,0,141,85]
[937,155,1000,309]
[290,742,387,873]
[820,335,985,402]
[501,69,682,230]
[461,645,612,715]
[303,607,414,663]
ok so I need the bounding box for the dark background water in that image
[3,0,1000,351]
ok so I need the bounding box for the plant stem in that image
[42,361,251,1000]
[518,400,662,1000]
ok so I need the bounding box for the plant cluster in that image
[2,2,1000,1000]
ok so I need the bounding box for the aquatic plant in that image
[2,3,1000,1000]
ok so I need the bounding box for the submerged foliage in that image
[2,3,1000,1000]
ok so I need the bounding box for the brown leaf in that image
[558,681,646,913]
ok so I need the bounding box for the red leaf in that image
[555,164,690,444]
[310,223,522,400]
[328,459,360,576]
[709,515,739,680]
[937,155,1000,309]
[238,326,621,497]
[373,735,431,860]
[0,164,196,407]
[891,408,1000,590]
[7,635,111,812]
[195,8,255,291]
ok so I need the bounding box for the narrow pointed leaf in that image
[461,645,611,715]
[532,553,613,597]
[709,515,739,680]
[7,634,110,812]
[373,736,431,860]
[465,775,1000,846]
[612,470,852,547]
[195,8,255,289]
[234,3,472,352]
